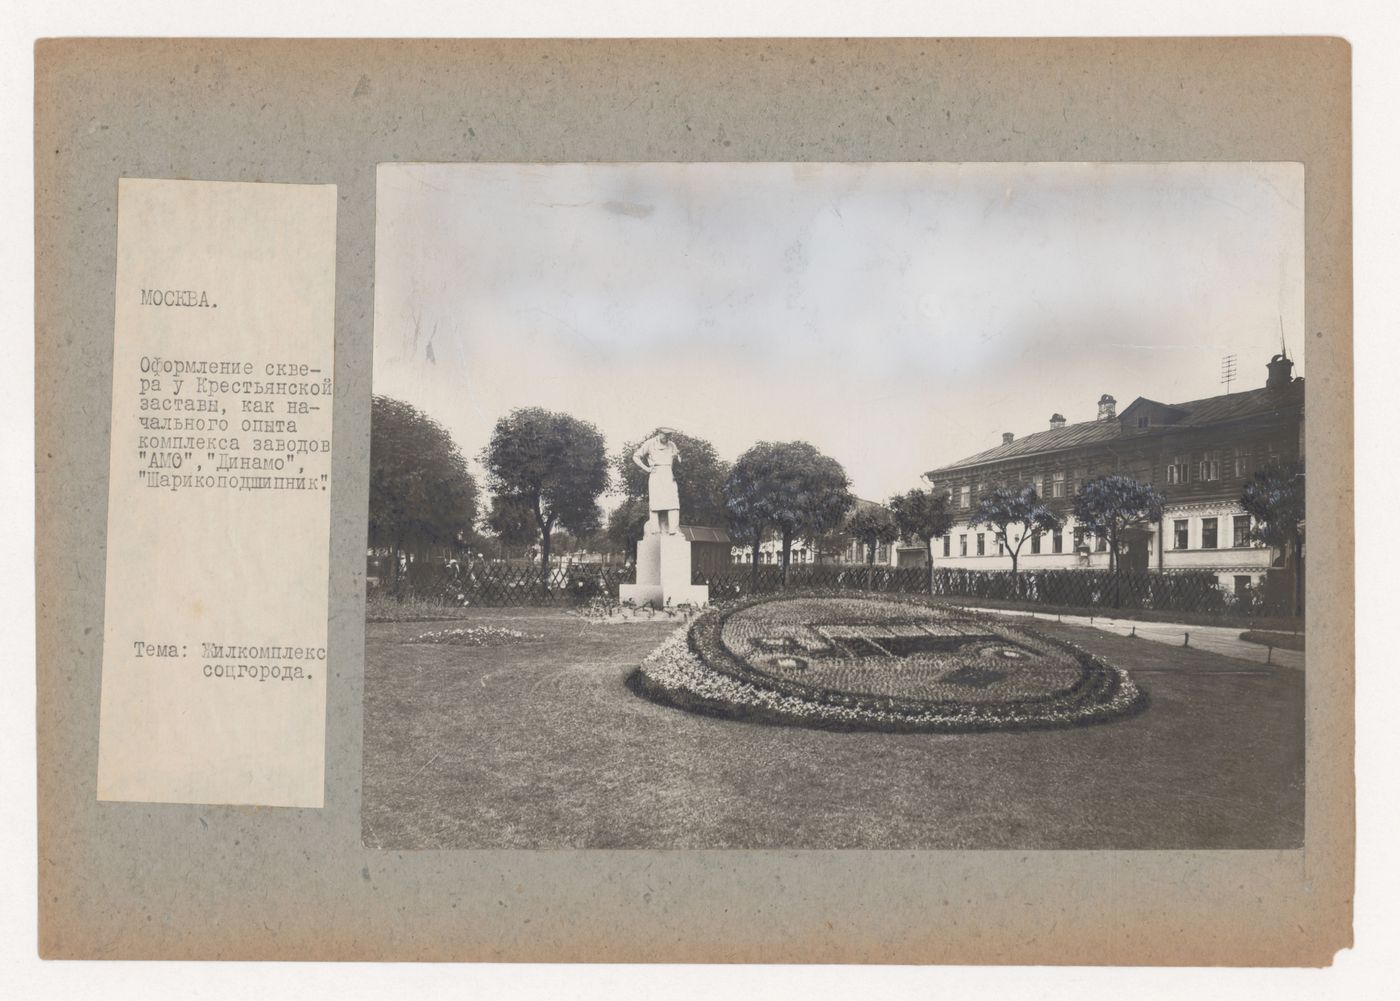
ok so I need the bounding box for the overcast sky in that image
[373,161,1303,505]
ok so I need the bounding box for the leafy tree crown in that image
[846,505,900,550]
[1071,475,1165,536]
[966,485,1059,539]
[369,395,478,550]
[724,440,854,544]
[481,407,608,536]
[889,487,954,543]
[1239,460,1305,548]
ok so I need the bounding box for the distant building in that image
[729,497,899,567]
[922,353,1304,598]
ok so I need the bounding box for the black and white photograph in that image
[363,160,1305,851]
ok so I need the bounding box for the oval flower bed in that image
[626,592,1146,733]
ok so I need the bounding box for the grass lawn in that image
[362,605,1303,850]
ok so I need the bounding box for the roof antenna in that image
[1279,315,1288,361]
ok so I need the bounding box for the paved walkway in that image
[959,606,1305,670]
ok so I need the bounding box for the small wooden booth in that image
[679,525,734,579]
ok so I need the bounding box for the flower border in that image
[627,590,1149,734]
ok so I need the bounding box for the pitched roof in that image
[679,525,732,544]
[926,380,1303,477]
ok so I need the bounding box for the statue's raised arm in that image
[633,431,682,535]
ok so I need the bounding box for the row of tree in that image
[369,396,876,573]
[368,396,1305,612]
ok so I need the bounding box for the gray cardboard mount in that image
[35,38,1353,963]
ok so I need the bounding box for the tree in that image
[606,496,650,564]
[966,485,1060,577]
[480,407,609,573]
[1072,474,1166,605]
[724,441,854,582]
[1240,459,1306,617]
[890,487,955,591]
[368,396,478,584]
[846,505,900,587]
[614,427,730,528]
[484,493,541,553]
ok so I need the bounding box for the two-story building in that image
[922,353,1304,599]
[729,497,900,567]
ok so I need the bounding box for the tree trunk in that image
[538,515,553,596]
[750,541,760,588]
[866,539,875,591]
[927,537,935,596]
[1109,529,1120,609]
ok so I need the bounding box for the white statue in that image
[619,427,709,608]
[632,429,681,535]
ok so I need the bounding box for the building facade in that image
[922,354,1304,597]
[729,497,900,567]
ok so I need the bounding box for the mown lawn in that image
[361,606,1303,850]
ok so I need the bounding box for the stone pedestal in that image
[619,527,710,608]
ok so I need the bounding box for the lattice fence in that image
[696,564,1288,616]
[372,555,1288,617]
[369,561,631,607]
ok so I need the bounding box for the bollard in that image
[1267,645,1273,665]
[1183,631,1190,647]
[1130,625,1136,638]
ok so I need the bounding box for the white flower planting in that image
[631,594,1146,731]
[410,626,542,646]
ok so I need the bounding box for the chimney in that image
[1002,432,1015,445]
[1049,413,1066,430]
[1097,394,1117,421]
[1266,352,1294,389]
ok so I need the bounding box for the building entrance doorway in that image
[1121,530,1151,574]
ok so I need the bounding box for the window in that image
[997,539,1006,556]
[1095,533,1107,553]
[1233,514,1252,548]
[1166,457,1189,485]
[1052,529,1063,554]
[1233,447,1250,479]
[1201,517,1218,549]
[1137,415,1149,429]
[1030,531,1041,555]
[1199,451,1220,482]
[976,533,986,556]
[1032,475,1043,496]
[1173,519,1188,550]
[942,536,951,557]
[1072,526,1086,552]
[959,535,967,557]
[959,485,970,509]
[1051,471,1065,498]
